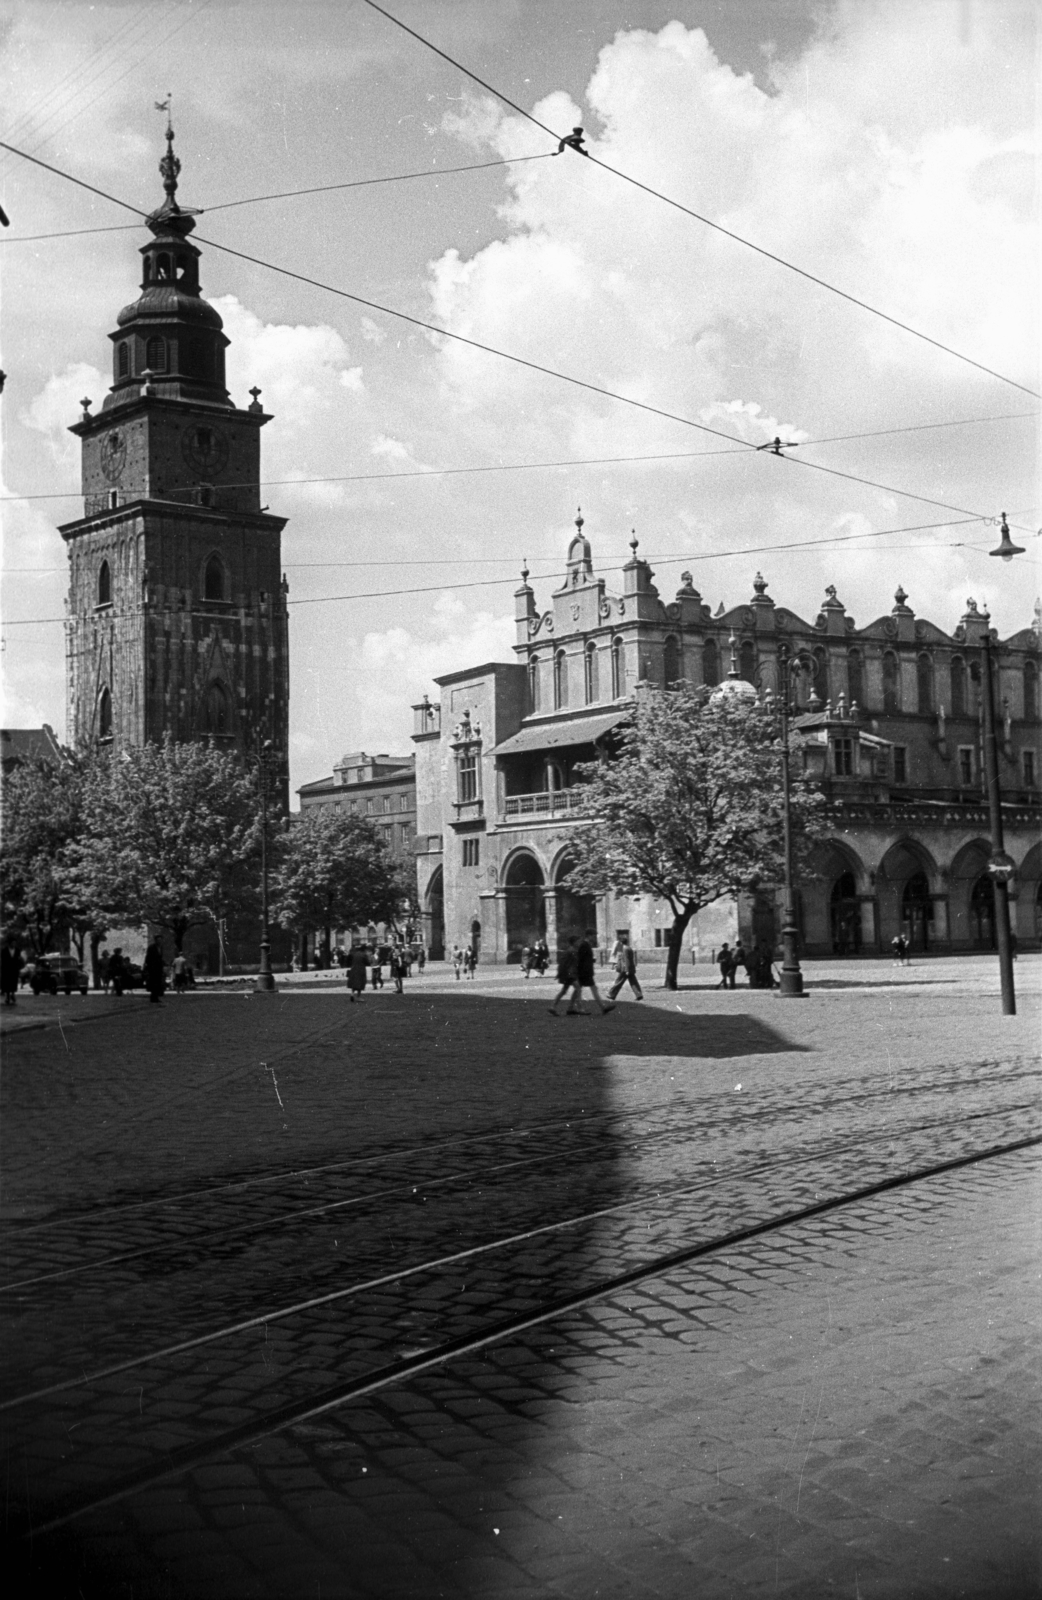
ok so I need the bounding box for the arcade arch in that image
[877,838,938,951]
[553,852,598,947]
[503,851,546,955]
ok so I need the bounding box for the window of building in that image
[458,750,478,804]
[145,335,167,373]
[206,681,228,735]
[545,760,564,792]
[653,928,664,948]
[366,798,374,814]
[383,795,392,813]
[958,746,974,786]
[398,793,408,811]
[398,823,411,848]
[156,252,172,281]
[663,635,680,687]
[584,641,598,705]
[1025,660,1039,721]
[98,687,112,741]
[847,650,864,709]
[97,560,111,607]
[528,655,540,713]
[108,489,119,511]
[917,652,933,714]
[882,651,900,713]
[834,737,854,776]
[893,745,908,784]
[702,638,718,688]
[739,639,756,685]
[611,637,625,698]
[947,655,965,718]
[204,554,224,601]
[554,649,568,709]
[117,342,130,379]
[462,838,480,867]
[1024,749,1037,787]
[812,647,828,705]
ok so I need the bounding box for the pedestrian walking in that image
[548,938,581,1015]
[1,935,23,1006]
[417,946,426,975]
[370,948,384,989]
[109,948,126,996]
[347,943,367,1001]
[521,945,533,979]
[716,943,733,989]
[390,945,405,994]
[731,940,747,987]
[452,945,463,980]
[143,939,166,1004]
[171,952,189,995]
[608,934,643,1002]
[575,932,614,1014]
[98,949,111,993]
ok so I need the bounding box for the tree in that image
[0,750,107,961]
[565,684,826,989]
[271,808,403,966]
[70,736,262,953]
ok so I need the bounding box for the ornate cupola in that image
[104,120,230,413]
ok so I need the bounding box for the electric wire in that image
[0,135,1029,532]
[361,0,1040,402]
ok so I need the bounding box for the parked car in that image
[29,954,90,996]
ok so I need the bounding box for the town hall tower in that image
[61,125,289,789]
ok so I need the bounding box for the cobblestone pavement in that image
[1,970,1039,1597]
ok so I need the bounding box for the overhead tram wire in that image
[0,524,1012,627]
[0,138,1028,533]
[0,153,561,245]
[361,0,1040,404]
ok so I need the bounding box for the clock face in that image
[181,423,229,476]
[99,429,127,483]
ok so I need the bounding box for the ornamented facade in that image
[414,514,1042,964]
[61,128,289,799]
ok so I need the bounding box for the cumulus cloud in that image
[22,362,106,477]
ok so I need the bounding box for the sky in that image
[0,0,1038,797]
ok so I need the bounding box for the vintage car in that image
[29,953,90,996]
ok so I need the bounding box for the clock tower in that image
[61,124,289,793]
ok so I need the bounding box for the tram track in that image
[19,1131,1041,1540]
[3,1055,1034,1261]
[3,1099,1036,1410]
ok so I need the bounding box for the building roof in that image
[1,725,63,770]
[493,710,626,757]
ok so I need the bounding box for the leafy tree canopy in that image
[566,684,826,988]
[69,736,262,952]
[271,807,404,963]
[0,750,99,956]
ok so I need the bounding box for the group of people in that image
[451,944,480,979]
[346,941,419,1000]
[715,940,777,990]
[519,941,551,978]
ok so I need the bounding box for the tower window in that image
[702,638,718,688]
[739,639,755,685]
[528,655,540,713]
[554,649,568,709]
[882,651,900,712]
[117,342,130,378]
[834,737,854,776]
[663,635,680,687]
[951,655,966,717]
[206,681,228,735]
[584,641,598,704]
[98,687,112,741]
[204,554,225,602]
[97,560,111,606]
[848,649,864,709]
[917,652,933,714]
[611,637,625,698]
[145,336,167,373]
[1025,660,1039,721]
[156,253,172,280]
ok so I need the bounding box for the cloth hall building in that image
[413,515,1042,966]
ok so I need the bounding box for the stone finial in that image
[575,506,584,531]
[248,386,263,413]
[964,597,980,616]
[520,559,530,585]
[753,572,768,596]
[80,396,92,420]
[892,585,912,612]
[714,601,724,618]
[629,530,639,554]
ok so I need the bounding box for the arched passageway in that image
[504,853,546,955]
[425,867,445,960]
[902,870,933,951]
[969,875,996,950]
[830,870,861,955]
[554,856,597,948]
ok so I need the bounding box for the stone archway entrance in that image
[554,856,597,948]
[902,870,933,951]
[425,867,445,961]
[969,875,996,949]
[504,853,546,957]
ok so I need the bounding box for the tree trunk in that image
[321,924,332,969]
[664,907,696,990]
[298,932,309,970]
[90,930,104,989]
[173,918,187,954]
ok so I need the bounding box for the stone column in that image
[931,895,950,947]
[859,896,879,951]
[542,886,558,952]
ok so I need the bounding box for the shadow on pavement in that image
[4,992,808,1599]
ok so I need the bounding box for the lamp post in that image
[764,643,814,998]
[255,737,278,993]
[979,621,1016,1015]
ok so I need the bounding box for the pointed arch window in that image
[97,559,111,607]
[917,652,933,714]
[702,638,719,688]
[882,651,900,712]
[156,253,172,281]
[117,342,130,379]
[206,681,228,735]
[145,336,167,374]
[812,647,828,705]
[951,656,966,717]
[204,554,225,602]
[739,639,756,685]
[584,641,599,705]
[98,687,112,742]
[554,649,568,710]
[611,637,625,699]
[663,635,680,687]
